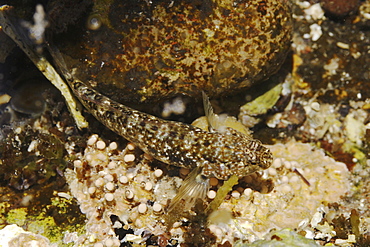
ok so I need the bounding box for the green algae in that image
[237,228,320,247]
[1,194,85,246]
[6,208,28,226]
[28,215,62,243]
[206,174,239,214]
[0,202,10,226]
[240,83,283,116]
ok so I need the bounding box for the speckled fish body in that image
[68,79,272,180]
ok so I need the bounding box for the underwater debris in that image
[206,175,239,215]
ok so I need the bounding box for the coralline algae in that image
[64,136,350,246]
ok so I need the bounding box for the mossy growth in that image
[0,124,85,245]
[6,208,28,226]
[1,191,86,246]
[0,125,67,190]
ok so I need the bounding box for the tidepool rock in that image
[53,0,292,103]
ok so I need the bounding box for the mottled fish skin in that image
[68,78,273,180]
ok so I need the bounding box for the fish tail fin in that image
[46,43,73,81]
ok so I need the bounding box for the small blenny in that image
[50,47,273,211]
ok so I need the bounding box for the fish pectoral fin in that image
[167,166,210,213]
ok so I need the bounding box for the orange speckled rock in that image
[56,0,292,103]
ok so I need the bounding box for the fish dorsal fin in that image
[202,91,222,132]
[201,92,251,137]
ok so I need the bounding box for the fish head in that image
[201,139,273,180]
